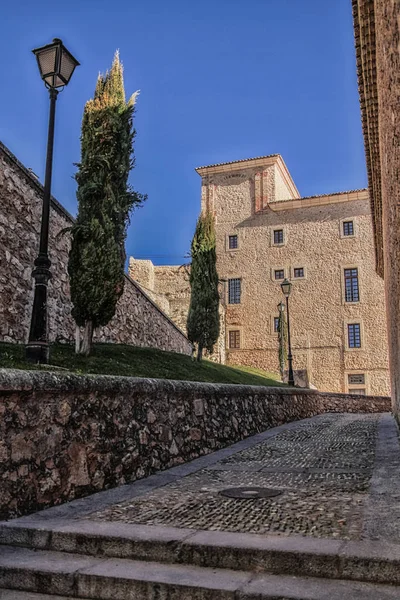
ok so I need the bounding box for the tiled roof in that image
[195,154,280,170]
[300,188,367,201]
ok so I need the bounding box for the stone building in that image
[352,0,399,417]
[131,153,390,395]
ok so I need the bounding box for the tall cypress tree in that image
[278,305,288,380]
[68,52,145,355]
[187,211,220,361]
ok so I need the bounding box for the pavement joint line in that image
[2,415,323,524]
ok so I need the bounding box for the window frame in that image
[340,218,357,239]
[274,268,285,281]
[347,322,361,349]
[343,266,360,303]
[228,329,241,349]
[227,233,239,251]
[293,267,305,279]
[228,277,242,304]
[345,371,369,394]
[226,327,243,349]
[271,226,287,247]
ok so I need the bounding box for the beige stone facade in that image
[132,154,390,395]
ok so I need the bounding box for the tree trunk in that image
[75,326,80,355]
[197,344,203,362]
[80,320,94,356]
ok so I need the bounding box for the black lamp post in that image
[26,39,79,363]
[281,278,295,386]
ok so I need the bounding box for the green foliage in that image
[68,52,146,336]
[278,306,288,379]
[187,212,220,358]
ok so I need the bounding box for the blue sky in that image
[1,0,365,265]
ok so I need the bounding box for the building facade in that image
[131,153,390,395]
[352,0,399,416]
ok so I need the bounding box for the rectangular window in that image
[348,323,361,348]
[273,316,279,333]
[273,229,284,244]
[348,373,365,385]
[343,221,354,236]
[344,268,359,302]
[274,269,285,280]
[228,234,238,249]
[349,388,366,395]
[229,330,240,349]
[228,278,241,304]
[294,267,304,278]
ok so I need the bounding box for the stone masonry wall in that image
[0,369,391,520]
[0,142,191,355]
[374,0,400,419]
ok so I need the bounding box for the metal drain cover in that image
[219,487,282,499]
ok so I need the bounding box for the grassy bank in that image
[0,342,284,387]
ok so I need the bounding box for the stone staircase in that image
[0,519,400,599]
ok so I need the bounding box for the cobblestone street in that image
[86,413,400,543]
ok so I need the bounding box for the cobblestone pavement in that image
[87,413,394,541]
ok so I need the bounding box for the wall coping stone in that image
[0,369,390,402]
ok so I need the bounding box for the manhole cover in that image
[219,487,282,499]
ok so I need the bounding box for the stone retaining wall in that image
[0,141,191,355]
[0,369,390,520]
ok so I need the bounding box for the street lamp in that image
[26,39,79,363]
[280,278,295,386]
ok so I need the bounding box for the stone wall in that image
[352,0,400,418]
[0,141,191,355]
[0,368,391,520]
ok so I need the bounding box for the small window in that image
[343,221,354,236]
[294,267,304,279]
[348,323,361,348]
[229,330,240,349]
[348,373,365,385]
[273,229,284,245]
[344,268,359,302]
[274,269,285,280]
[349,388,366,395]
[273,316,280,333]
[228,278,241,304]
[228,235,238,250]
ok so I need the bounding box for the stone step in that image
[1,519,400,586]
[0,545,399,600]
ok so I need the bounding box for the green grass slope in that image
[0,342,284,387]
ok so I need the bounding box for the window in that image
[229,330,240,349]
[343,221,354,236]
[228,278,241,304]
[348,373,365,385]
[274,269,285,280]
[344,268,359,302]
[348,323,361,348]
[228,235,238,250]
[273,229,284,245]
[294,267,304,279]
[273,317,280,333]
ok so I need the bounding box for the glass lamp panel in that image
[60,49,78,83]
[281,279,292,296]
[37,47,57,78]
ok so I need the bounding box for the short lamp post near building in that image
[280,278,295,386]
[26,39,79,364]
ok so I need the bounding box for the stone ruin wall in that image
[129,258,226,363]
[0,143,192,355]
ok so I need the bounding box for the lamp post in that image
[280,278,295,386]
[26,39,79,363]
